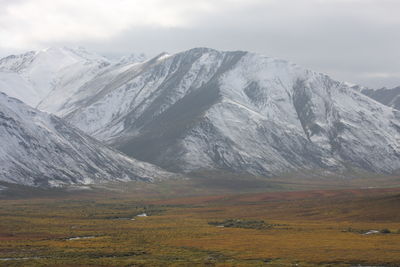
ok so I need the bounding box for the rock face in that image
[0,92,173,187]
[1,47,400,177]
[361,86,400,111]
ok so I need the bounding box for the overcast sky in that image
[0,0,399,88]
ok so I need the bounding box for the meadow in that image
[0,176,400,266]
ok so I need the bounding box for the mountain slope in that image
[0,92,173,187]
[361,86,400,110]
[59,48,400,176]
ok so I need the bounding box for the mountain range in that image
[0,46,399,186]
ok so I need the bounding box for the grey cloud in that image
[1,0,399,88]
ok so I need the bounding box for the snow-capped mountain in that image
[1,47,400,177]
[55,48,400,176]
[0,92,173,187]
[0,47,111,111]
[361,86,400,111]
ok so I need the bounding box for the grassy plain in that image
[0,175,400,266]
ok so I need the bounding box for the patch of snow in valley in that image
[66,236,95,241]
[363,230,380,235]
[0,257,42,261]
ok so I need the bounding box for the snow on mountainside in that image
[0,92,173,187]
[57,48,400,176]
[0,47,111,109]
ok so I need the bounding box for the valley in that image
[0,177,400,266]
